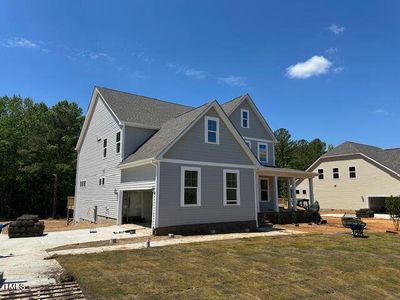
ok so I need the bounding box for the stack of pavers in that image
[8,214,45,238]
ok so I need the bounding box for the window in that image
[223,169,240,205]
[205,116,219,144]
[302,190,307,195]
[103,139,107,158]
[116,132,121,154]
[333,168,339,179]
[241,109,249,128]
[349,166,356,178]
[181,167,201,206]
[79,180,86,188]
[318,169,324,180]
[245,140,251,148]
[296,189,300,195]
[258,143,268,163]
[260,179,269,202]
[99,177,105,186]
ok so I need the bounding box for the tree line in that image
[0,95,331,220]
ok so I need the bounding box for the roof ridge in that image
[96,86,193,109]
[170,100,214,120]
[221,94,246,105]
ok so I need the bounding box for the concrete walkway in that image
[0,224,150,288]
[48,228,303,256]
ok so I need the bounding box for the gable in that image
[229,98,275,141]
[163,107,254,165]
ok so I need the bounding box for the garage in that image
[122,190,153,225]
[368,197,387,213]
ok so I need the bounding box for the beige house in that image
[297,141,400,212]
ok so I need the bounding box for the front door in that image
[260,178,269,202]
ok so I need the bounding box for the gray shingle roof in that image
[221,95,245,115]
[323,141,400,175]
[120,102,211,165]
[97,87,193,127]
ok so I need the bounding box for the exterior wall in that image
[75,97,122,222]
[121,164,156,183]
[228,100,275,166]
[123,126,156,159]
[157,162,256,227]
[297,156,400,210]
[164,108,253,166]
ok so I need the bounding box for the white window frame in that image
[245,140,251,148]
[180,166,201,207]
[349,166,357,179]
[241,109,250,128]
[257,142,268,163]
[223,169,240,206]
[116,131,121,154]
[318,169,324,180]
[103,138,107,158]
[333,168,340,179]
[259,177,269,202]
[204,116,220,144]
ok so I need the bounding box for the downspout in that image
[150,159,160,233]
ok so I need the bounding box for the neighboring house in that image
[74,87,315,234]
[297,141,400,212]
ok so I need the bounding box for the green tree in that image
[385,196,400,231]
[274,128,294,168]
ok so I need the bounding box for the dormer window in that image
[258,142,268,163]
[241,109,249,128]
[205,116,219,144]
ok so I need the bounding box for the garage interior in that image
[368,197,387,213]
[122,190,153,226]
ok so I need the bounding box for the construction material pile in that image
[8,214,45,238]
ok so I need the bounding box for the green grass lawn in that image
[57,233,400,299]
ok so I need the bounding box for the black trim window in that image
[333,168,339,179]
[103,139,107,158]
[296,189,300,195]
[98,177,105,186]
[318,169,324,180]
[349,166,356,178]
[116,132,121,154]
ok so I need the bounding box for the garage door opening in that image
[122,190,153,226]
[368,197,387,213]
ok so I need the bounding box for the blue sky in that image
[1,1,399,148]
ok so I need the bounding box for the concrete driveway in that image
[0,224,151,288]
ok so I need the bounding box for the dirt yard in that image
[279,216,396,234]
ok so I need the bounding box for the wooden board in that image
[0,282,85,299]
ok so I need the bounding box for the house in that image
[296,141,400,212]
[74,87,315,235]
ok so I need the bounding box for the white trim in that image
[161,158,255,169]
[259,177,270,202]
[254,170,259,223]
[273,176,279,212]
[117,190,123,224]
[243,136,275,143]
[180,166,202,207]
[223,169,240,206]
[120,121,160,130]
[118,158,155,169]
[118,180,156,191]
[241,108,250,128]
[257,142,269,164]
[245,140,252,148]
[154,161,160,228]
[73,150,80,221]
[257,166,315,178]
[204,116,220,144]
[121,124,126,161]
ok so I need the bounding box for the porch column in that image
[287,179,292,211]
[274,176,279,212]
[291,177,297,211]
[308,177,315,205]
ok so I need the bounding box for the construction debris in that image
[7,215,44,238]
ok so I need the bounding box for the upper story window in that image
[333,168,339,179]
[258,142,268,163]
[318,169,324,179]
[349,166,356,178]
[79,180,86,188]
[103,139,107,158]
[205,116,219,144]
[98,177,105,186]
[116,132,121,154]
[302,190,307,195]
[181,167,201,206]
[245,140,251,148]
[241,109,249,128]
[223,169,240,205]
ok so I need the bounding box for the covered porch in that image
[256,166,317,213]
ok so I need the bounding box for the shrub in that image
[385,196,400,231]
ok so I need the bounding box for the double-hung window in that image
[205,116,219,144]
[181,167,201,206]
[349,166,356,178]
[260,178,269,202]
[241,109,249,128]
[103,139,107,158]
[116,132,121,154]
[318,169,324,180]
[258,142,268,163]
[223,169,240,205]
[333,168,339,179]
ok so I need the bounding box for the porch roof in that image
[256,166,316,179]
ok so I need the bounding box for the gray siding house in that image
[74,87,315,234]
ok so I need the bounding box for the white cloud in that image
[329,24,345,35]
[286,56,332,79]
[167,63,207,79]
[325,47,338,54]
[374,109,389,115]
[218,76,246,87]
[1,37,37,48]
[132,52,154,64]
[333,66,344,74]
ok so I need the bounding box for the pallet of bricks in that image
[8,214,45,238]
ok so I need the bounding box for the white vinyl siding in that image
[180,166,201,207]
[223,169,240,206]
[204,116,219,144]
